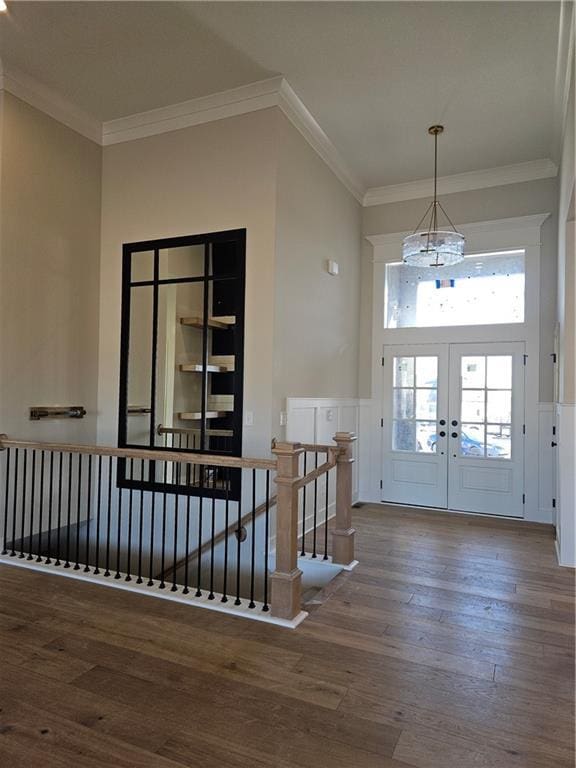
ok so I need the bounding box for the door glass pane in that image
[461,390,485,422]
[460,424,485,457]
[394,389,414,419]
[416,388,436,420]
[486,424,511,459]
[393,420,415,452]
[487,356,512,389]
[487,390,512,423]
[461,357,485,388]
[416,422,437,453]
[415,357,438,388]
[393,357,414,387]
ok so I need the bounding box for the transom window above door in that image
[385,249,525,329]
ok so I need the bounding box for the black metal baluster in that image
[159,462,167,589]
[183,464,191,594]
[104,455,112,577]
[324,467,330,560]
[54,453,63,566]
[147,488,156,587]
[125,458,134,581]
[115,463,123,579]
[171,479,179,592]
[249,468,256,608]
[234,479,242,606]
[300,452,307,556]
[221,468,229,603]
[208,491,216,600]
[2,448,10,555]
[137,459,145,584]
[94,455,102,574]
[19,449,27,558]
[9,449,18,557]
[45,452,54,565]
[36,451,45,562]
[195,494,203,597]
[74,453,83,569]
[84,455,92,572]
[263,470,270,611]
[312,452,318,558]
[27,450,36,561]
[64,452,72,567]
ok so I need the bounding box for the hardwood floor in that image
[0,504,573,767]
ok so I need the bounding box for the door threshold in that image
[378,500,524,521]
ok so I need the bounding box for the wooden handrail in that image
[0,436,277,471]
[295,456,337,489]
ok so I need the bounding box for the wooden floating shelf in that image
[178,411,230,420]
[180,316,236,330]
[179,364,231,373]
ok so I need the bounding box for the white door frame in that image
[362,214,550,523]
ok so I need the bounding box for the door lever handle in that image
[551,441,557,447]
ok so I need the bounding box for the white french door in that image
[382,342,526,517]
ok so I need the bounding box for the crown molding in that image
[276,79,364,202]
[552,0,575,160]
[101,76,283,145]
[363,159,558,207]
[0,58,102,144]
[102,76,364,203]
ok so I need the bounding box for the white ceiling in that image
[0,1,562,188]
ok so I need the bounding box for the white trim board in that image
[0,59,363,203]
[363,159,558,207]
[0,56,560,207]
[0,555,308,629]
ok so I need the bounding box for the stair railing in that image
[0,432,356,627]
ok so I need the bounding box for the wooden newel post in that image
[270,441,304,621]
[332,432,357,566]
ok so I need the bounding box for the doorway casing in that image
[362,213,551,523]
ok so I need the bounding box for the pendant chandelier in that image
[402,125,465,267]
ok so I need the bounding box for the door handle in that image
[451,432,458,439]
[551,441,557,447]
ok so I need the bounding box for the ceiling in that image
[0,1,562,188]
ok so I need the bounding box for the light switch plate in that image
[244,411,254,427]
[280,411,287,426]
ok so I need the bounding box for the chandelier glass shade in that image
[403,126,465,267]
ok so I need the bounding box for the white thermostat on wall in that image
[327,259,339,276]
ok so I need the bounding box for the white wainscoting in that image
[538,403,556,525]
[556,402,576,567]
[286,397,361,503]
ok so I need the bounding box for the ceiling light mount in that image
[402,125,465,267]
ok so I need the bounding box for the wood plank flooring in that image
[0,504,573,767]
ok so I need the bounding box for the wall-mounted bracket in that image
[29,406,86,421]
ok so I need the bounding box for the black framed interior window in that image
[117,229,246,498]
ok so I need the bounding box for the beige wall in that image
[98,109,279,456]
[0,93,102,441]
[361,176,558,401]
[273,113,361,435]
